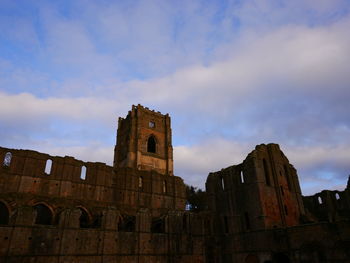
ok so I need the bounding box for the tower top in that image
[114,105,173,175]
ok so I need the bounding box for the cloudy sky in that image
[1,0,349,195]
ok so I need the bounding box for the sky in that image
[0,0,350,195]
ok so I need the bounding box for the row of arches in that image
[0,201,99,228]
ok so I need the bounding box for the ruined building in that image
[0,105,349,262]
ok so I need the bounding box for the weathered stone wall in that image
[303,184,350,222]
[206,144,305,233]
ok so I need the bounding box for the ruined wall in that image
[206,144,305,234]
[0,146,203,263]
[303,181,350,222]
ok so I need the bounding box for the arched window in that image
[80,166,87,180]
[45,159,52,175]
[163,180,167,193]
[240,171,245,183]
[3,152,12,167]
[318,196,323,204]
[34,204,53,225]
[0,202,9,225]
[335,193,340,200]
[79,208,90,228]
[151,217,165,233]
[147,136,156,153]
[263,159,271,186]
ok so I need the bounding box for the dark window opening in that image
[244,212,251,230]
[224,216,229,233]
[183,215,187,231]
[79,208,90,228]
[118,215,136,232]
[91,213,102,228]
[284,164,292,190]
[3,152,12,167]
[147,136,156,153]
[151,217,165,233]
[45,159,52,175]
[263,159,271,186]
[0,202,9,225]
[34,204,53,225]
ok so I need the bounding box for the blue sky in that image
[1,0,350,195]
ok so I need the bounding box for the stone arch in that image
[147,135,157,153]
[77,206,92,228]
[33,203,54,225]
[0,200,10,225]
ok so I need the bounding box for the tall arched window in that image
[147,136,156,153]
[79,208,90,228]
[3,152,12,167]
[0,202,9,225]
[263,159,271,186]
[80,166,87,180]
[34,204,53,225]
[45,159,52,175]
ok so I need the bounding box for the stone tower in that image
[114,104,173,175]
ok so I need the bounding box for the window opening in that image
[163,180,167,193]
[185,201,191,211]
[284,165,292,190]
[221,177,225,190]
[0,202,9,225]
[318,196,323,204]
[151,217,165,233]
[118,215,136,232]
[240,171,245,183]
[3,152,12,167]
[34,204,53,225]
[182,215,187,231]
[149,121,155,128]
[335,193,340,200]
[80,166,87,180]
[263,159,271,186]
[147,136,156,153]
[45,159,52,175]
[79,208,90,228]
[244,212,251,230]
